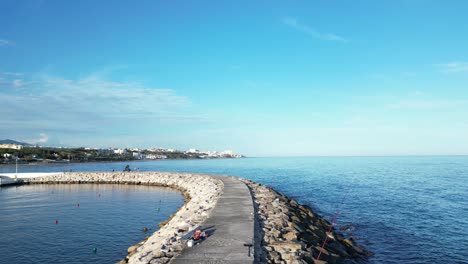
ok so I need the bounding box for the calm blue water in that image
[0,184,184,264]
[1,156,468,263]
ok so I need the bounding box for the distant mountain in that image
[0,139,33,146]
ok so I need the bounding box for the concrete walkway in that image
[172,176,255,264]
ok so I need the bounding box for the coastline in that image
[0,157,242,168]
[24,172,371,264]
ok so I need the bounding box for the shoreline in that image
[24,172,371,264]
[0,157,243,168]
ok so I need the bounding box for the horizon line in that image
[247,154,468,158]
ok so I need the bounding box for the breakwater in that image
[26,172,370,264]
[242,179,372,263]
[26,172,223,264]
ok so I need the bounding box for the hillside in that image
[0,139,32,146]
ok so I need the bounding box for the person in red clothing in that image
[193,229,202,240]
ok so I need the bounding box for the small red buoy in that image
[55,220,58,224]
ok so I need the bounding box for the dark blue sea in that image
[1,156,467,264]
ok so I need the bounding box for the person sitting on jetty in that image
[193,229,201,240]
[192,229,208,241]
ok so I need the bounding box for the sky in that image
[1,0,468,156]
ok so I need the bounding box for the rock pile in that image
[241,179,372,264]
[26,172,223,264]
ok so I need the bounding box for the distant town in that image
[0,140,244,165]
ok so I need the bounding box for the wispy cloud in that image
[0,39,14,46]
[388,99,467,109]
[383,89,467,109]
[1,72,23,76]
[12,79,26,87]
[0,71,206,146]
[436,62,468,73]
[282,17,348,42]
[35,74,192,117]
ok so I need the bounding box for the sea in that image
[1,156,467,264]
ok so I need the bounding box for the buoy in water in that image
[92,247,97,253]
[55,220,58,224]
[77,203,80,207]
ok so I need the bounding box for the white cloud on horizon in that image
[24,133,49,145]
[282,17,348,42]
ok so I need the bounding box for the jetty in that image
[22,172,370,263]
[172,176,255,263]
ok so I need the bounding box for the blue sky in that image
[1,0,468,156]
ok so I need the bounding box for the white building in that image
[222,150,233,155]
[146,154,167,160]
[113,149,127,155]
[98,149,114,155]
[0,144,23,150]
[132,152,146,159]
[187,148,199,153]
